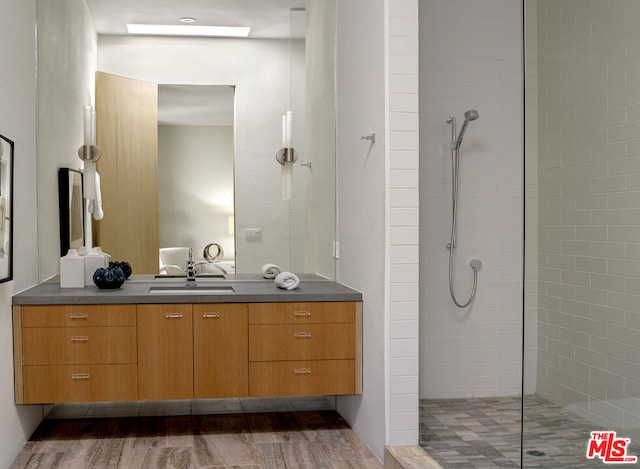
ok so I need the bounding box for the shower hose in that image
[447,120,480,308]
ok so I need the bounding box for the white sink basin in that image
[148,285,235,295]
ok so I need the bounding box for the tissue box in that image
[60,250,84,288]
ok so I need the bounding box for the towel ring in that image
[203,243,224,262]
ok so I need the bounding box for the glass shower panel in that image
[524,0,640,466]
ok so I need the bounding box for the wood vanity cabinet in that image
[137,304,193,400]
[193,303,249,398]
[15,304,137,404]
[14,301,361,404]
[248,302,361,397]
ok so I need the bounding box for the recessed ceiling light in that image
[127,24,251,38]
[180,17,196,24]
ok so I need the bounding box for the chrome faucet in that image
[186,248,197,285]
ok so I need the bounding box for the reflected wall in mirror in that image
[157,85,235,268]
[36,0,336,280]
[0,134,13,283]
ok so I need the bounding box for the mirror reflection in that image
[36,0,336,280]
[157,85,235,274]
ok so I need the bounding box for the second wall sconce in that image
[276,110,297,200]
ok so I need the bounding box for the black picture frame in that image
[58,168,85,257]
[0,134,13,283]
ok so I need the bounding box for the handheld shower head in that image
[453,109,479,149]
[464,109,479,121]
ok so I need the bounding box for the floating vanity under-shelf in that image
[12,275,362,405]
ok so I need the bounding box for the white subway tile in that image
[390,283,419,303]
[390,0,418,19]
[391,226,419,245]
[390,394,418,413]
[390,74,419,94]
[389,17,419,38]
[391,169,419,188]
[389,131,419,151]
[390,112,419,132]
[390,188,419,207]
[390,264,419,283]
[390,357,419,376]
[390,207,419,226]
[390,338,419,359]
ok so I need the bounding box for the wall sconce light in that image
[276,110,297,200]
[78,105,104,221]
[78,105,101,163]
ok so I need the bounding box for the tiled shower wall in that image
[536,0,640,427]
[419,0,524,399]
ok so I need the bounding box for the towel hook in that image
[360,133,376,144]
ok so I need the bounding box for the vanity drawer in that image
[22,326,137,365]
[249,360,355,397]
[249,323,355,361]
[248,302,355,325]
[21,304,136,328]
[22,364,138,403]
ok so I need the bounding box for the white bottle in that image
[84,247,108,286]
[60,249,84,288]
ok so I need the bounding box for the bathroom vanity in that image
[12,276,362,404]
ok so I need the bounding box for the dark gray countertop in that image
[12,274,363,305]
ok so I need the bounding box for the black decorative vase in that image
[109,261,133,279]
[93,266,126,289]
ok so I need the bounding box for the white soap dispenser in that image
[60,249,85,288]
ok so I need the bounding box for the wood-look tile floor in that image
[10,401,382,468]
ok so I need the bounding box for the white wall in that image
[37,0,98,280]
[535,0,640,429]
[336,0,421,457]
[158,125,235,261]
[419,0,524,398]
[386,0,421,445]
[98,36,306,274]
[0,0,45,466]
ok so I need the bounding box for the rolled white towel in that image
[274,271,300,290]
[261,263,281,279]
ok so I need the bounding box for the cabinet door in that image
[137,304,193,400]
[23,364,138,404]
[194,304,248,398]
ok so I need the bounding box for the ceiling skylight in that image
[126,24,251,38]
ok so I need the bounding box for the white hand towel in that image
[261,263,281,279]
[274,271,300,290]
[92,171,104,220]
[84,162,104,220]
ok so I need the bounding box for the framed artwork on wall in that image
[0,134,14,283]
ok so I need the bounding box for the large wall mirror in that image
[36,0,336,279]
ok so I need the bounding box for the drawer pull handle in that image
[70,336,89,342]
[69,314,89,319]
[71,373,90,380]
[294,311,311,317]
[294,332,312,338]
[203,313,221,318]
[294,368,312,374]
[166,313,184,319]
